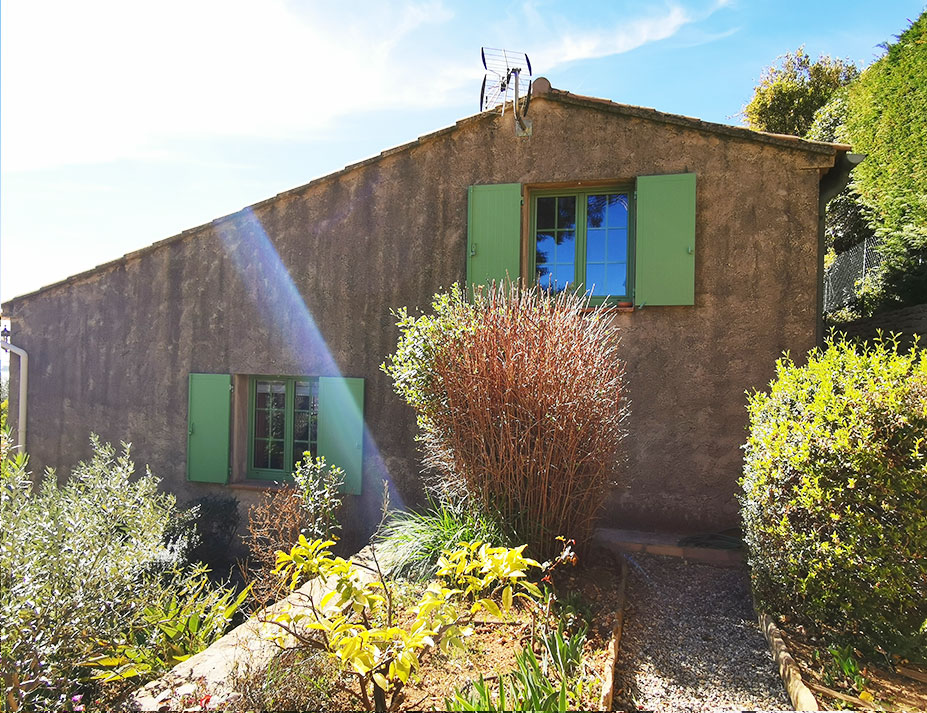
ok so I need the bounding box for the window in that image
[467,173,695,307]
[249,377,318,479]
[532,188,632,304]
[186,373,365,494]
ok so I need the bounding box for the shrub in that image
[382,283,626,559]
[84,564,250,683]
[291,453,344,541]
[186,494,241,572]
[0,435,218,711]
[740,337,927,660]
[240,453,343,604]
[267,537,543,712]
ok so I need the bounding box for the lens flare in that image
[218,207,405,528]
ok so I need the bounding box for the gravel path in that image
[612,553,790,712]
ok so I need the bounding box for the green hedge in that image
[740,337,927,660]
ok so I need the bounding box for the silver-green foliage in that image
[740,337,927,660]
[1,436,193,710]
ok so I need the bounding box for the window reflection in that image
[536,199,576,292]
[585,193,628,298]
[534,190,630,299]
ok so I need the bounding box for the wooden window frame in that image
[246,375,318,482]
[524,182,636,307]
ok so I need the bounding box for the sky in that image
[1,0,925,312]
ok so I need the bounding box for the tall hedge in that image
[740,338,927,660]
[846,13,927,314]
[846,12,927,235]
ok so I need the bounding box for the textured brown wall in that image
[4,95,835,544]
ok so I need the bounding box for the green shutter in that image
[635,173,696,306]
[187,373,231,483]
[318,377,364,496]
[467,183,522,293]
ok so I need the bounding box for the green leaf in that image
[501,585,512,613]
[477,598,502,619]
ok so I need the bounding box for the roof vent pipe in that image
[1,329,28,453]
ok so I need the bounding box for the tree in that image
[743,47,858,137]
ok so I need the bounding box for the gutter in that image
[817,151,865,346]
[1,337,28,452]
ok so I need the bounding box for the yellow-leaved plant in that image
[265,536,542,712]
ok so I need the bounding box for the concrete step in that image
[594,527,745,567]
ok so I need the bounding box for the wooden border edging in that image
[599,558,628,711]
[758,612,819,711]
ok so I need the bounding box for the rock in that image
[175,682,197,697]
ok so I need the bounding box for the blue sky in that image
[1,0,924,306]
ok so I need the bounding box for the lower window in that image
[249,376,319,480]
[187,372,364,493]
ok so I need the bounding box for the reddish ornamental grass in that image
[420,283,626,559]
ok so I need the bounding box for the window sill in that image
[581,304,635,314]
[227,479,295,492]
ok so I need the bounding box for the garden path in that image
[612,553,790,711]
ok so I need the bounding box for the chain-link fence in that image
[824,237,884,312]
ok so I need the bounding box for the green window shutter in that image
[467,183,522,293]
[187,373,231,483]
[317,377,365,496]
[635,173,696,306]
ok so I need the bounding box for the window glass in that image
[536,196,577,293]
[292,379,319,471]
[536,197,556,230]
[253,380,286,470]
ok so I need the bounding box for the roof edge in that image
[539,85,850,156]
[3,112,497,311]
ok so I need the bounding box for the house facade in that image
[2,80,854,548]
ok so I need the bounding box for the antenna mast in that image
[480,47,533,135]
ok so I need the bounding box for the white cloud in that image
[0,0,455,171]
[0,0,713,172]
[532,5,692,68]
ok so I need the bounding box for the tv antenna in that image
[480,47,533,135]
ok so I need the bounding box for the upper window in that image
[250,376,319,479]
[468,174,694,308]
[532,189,632,303]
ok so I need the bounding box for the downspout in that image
[817,151,865,346]
[1,338,28,451]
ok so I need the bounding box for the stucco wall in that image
[4,94,836,544]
